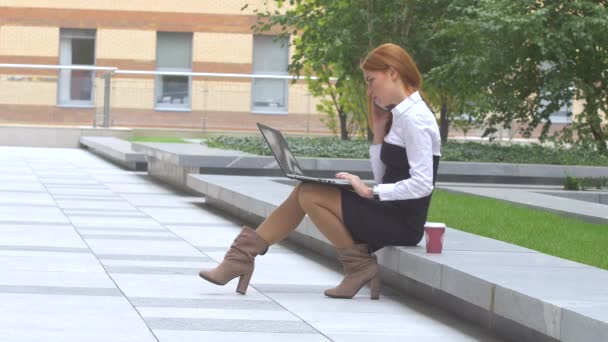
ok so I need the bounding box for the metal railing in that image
[0,63,327,132]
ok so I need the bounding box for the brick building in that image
[0,1,328,133]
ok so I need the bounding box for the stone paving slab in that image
[0,146,504,342]
[187,173,608,342]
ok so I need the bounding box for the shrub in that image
[206,136,608,166]
[564,176,581,191]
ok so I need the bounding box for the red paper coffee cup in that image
[424,222,446,253]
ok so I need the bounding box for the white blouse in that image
[370,91,441,201]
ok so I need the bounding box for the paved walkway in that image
[0,146,505,341]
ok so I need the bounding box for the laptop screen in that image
[257,123,305,176]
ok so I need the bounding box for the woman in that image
[198,43,441,300]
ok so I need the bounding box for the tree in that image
[435,0,608,154]
[247,1,366,139]
[247,0,443,140]
[247,0,496,143]
[414,0,491,143]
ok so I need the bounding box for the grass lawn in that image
[130,136,187,143]
[428,189,608,270]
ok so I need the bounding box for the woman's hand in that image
[336,172,373,199]
[372,101,391,123]
[372,102,391,144]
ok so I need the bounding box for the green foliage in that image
[563,176,608,191]
[564,176,581,191]
[248,0,462,140]
[249,0,378,139]
[450,114,480,138]
[206,135,608,166]
[428,189,608,270]
[245,0,608,150]
[207,135,370,159]
[435,0,608,154]
[439,142,608,165]
[248,0,608,151]
[581,177,608,190]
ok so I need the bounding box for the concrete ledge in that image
[131,142,253,191]
[438,161,608,185]
[80,136,147,171]
[186,174,608,342]
[536,190,608,205]
[132,142,608,189]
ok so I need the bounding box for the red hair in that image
[360,43,423,134]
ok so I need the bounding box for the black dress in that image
[341,141,440,253]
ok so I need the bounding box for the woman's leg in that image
[256,183,306,245]
[200,182,354,294]
[200,181,373,297]
[257,182,377,299]
[256,182,355,248]
[297,183,355,248]
[297,184,379,299]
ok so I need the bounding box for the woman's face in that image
[363,69,391,107]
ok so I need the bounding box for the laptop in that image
[257,123,353,189]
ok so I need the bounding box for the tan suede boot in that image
[324,244,381,300]
[198,226,268,295]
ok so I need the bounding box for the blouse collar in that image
[391,91,423,118]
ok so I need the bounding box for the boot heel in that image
[370,273,381,300]
[236,272,253,295]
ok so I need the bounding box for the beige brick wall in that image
[0,25,320,116]
[572,99,584,121]
[0,76,57,106]
[288,83,320,115]
[570,99,608,124]
[1,0,285,15]
[107,77,322,115]
[0,73,323,114]
[109,78,154,109]
[192,80,251,112]
[0,26,59,57]
[193,33,252,64]
[109,78,253,113]
[192,81,322,114]
[97,29,156,61]
[289,35,296,66]
[193,80,322,114]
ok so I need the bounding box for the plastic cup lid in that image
[424,222,446,228]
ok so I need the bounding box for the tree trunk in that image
[589,117,607,156]
[592,131,607,156]
[583,97,608,156]
[339,111,349,140]
[440,97,450,144]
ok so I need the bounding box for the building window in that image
[547,101,572,124]
[252,35,289,114]
[538,62,572,124]
[58,29,96,107]
[155,32,192,111]
[539,90,573,124]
